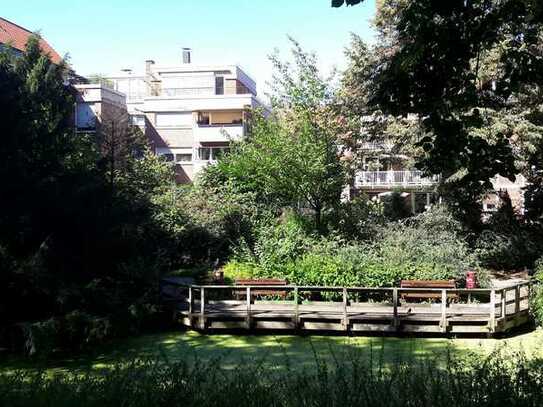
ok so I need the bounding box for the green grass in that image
[2,327,543,375]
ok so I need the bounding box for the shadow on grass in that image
[1,327,542,376]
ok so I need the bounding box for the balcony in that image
[194,124,244,143]
[360,141,394,151]
[355,170,439,189]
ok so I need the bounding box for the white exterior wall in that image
[103,61,267,182]
[74,84,127,131]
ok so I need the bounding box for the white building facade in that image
[106,54,265,182]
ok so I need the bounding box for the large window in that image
[215,76,224,95]
[198,146,230,161]
[155,112,192,127]
[76,103,96,130]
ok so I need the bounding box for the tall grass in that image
[1,348,542,406]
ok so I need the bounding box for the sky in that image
[2,0,376,96]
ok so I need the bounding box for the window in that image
[176,153,192,162]
[197,112,210,125]
[76,103,96,130]
[215,76,224,95]
[160,153,174,162]
[155,112,192,127]
[198,147,211,161]
[198,147,230,161]
[131,115,145,127]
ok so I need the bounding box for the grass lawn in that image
[2,327,543,375]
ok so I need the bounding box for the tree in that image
[0,35,184,352]
[210,39,346,233]
[336,0,543,230]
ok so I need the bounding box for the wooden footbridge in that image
[168,282,532,335]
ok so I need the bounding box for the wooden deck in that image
[170,282,532,335]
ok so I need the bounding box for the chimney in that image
[145,59,155,74]
[182,48,191,64]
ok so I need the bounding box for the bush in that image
[326,194,384,240]
[229,206,481,288]
[531,258,543,326]
[382,190,411,221]
[222,261,260,283]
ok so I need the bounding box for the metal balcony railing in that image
[355,170,440,188]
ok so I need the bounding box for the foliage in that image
[339,0,543,232]
[532,258,543,326]
[213,39,347,233]
[475,192,543,270]
[382,191,411,221]
[2,349,543,406]
[227,206,479,288]
[326,194,384,240]
[0,36,184,354]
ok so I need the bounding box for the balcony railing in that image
[355,170,439,188]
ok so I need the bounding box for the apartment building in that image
[353,138,526,214]
[74,84,128,134]
[105,50,266,182]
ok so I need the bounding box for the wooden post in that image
[501,288,507,320]
[392,288,399,330]
[489,289,496,333]
[200,287,205,330]
[515,285,521,314]
[246,286,252,330]
[188,286,193,314]
[342,288,348,330]
[440,289,447,333]
[294,287,300,329]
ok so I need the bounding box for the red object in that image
[0,17,62,64]
[466,271,477,289]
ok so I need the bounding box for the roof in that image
[0,17,62,64]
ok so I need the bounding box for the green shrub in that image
[531,258,543,326]
[222,261,260,283]
[17,319,60,357]
[228,206,481,288]
[326,194,384,241]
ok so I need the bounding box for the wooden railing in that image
[167,281,533,335]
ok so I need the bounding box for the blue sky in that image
[3,0,376,96]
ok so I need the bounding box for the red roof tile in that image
[0,17,62,64]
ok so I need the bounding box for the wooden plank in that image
[392,288,399,330]
[515,285,520,314]
[254,321,295,330]
[209,321,246,329]
[200,288,205,330]
[303,322,344,331]
[351,323,397,332]
[489,289,496,333]
[342,287,348,330]
[294,286,300,329]
[246,286,252,330]
[188,286,193,314]
[500,288,507,319]
[440,289,448,333]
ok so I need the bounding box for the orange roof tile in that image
[0,17,62,64]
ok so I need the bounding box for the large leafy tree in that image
[336,0,543,230]
[0,35,182,350]
[208,39,346,233]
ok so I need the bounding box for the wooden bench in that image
[400,280,457,302]
[234,278,288,300]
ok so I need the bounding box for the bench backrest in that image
[235,279,287,286]
[400,280,456,289]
